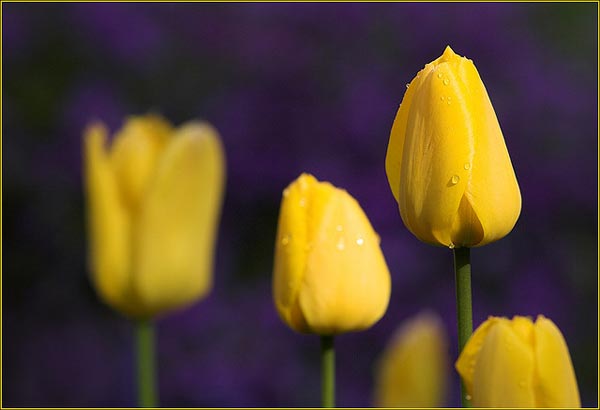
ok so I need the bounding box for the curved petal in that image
[374,312,448,407]
[272,174,315,333]
[533,316,581,407]
[84,123,134,315]
[133,122,225,316]
[471,321,536,407]
[298,180,391,334]
[455,316,502,395]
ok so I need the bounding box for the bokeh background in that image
[3,2,598,407]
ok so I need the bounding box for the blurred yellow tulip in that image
[373,311,448,408]
[385,46,521,248]
[456,315,581,407]
[84,114,225,318]
[272,173,391,335]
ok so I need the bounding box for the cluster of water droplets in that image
[334,224,364,251]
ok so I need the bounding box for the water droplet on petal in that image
[440,96,445,101]
[437,72,443,78]
[336,225,343,232]
[443,79,450,85]
[465,394,472,401]
[405,83,410,89]
[356,236,364,246]
[464,163,471,170]
[299,198,306,207]
[448,244,455,249]
[447,101,451,105]
[447,96,452,101]
[451,175,460,185]
[336,237,345,251]
[283,188,290,197]
[281,235,291,246]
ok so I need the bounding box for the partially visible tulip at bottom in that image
[373,311,448,407]
[456,315,580,407]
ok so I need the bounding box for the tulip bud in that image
[456,315,581,407]
[373,312,448,408]
[84,114,225,318]
[272,173,391,335]
[385,46,521,248]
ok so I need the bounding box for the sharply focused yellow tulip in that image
[373,312,448,407]
[84,114,225,318]
[385,46,521,248]
[272,173,391,335]
[456,315,581,407]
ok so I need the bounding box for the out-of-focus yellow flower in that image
[456,315,581,407]
[385,46,521,248]
[373,311,448,408]
[84,114,225,318]
[272,173,391,335]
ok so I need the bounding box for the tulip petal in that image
[455,316,500,395]
[134,122,225,316]
[533,316,581,407]
[298,180,391,334]
[84,123,134,314]
[272,174,315,332]
[110,114,173,210]
[374,312,448,407]
[471,321,536,407]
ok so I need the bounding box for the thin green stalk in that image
[136,319,158,408]
[454,247,473,408]
[320,335,335,408]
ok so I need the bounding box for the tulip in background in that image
[84,114,226,406]
[385,45,521,249]
[384,46,522,406]
[273,173,391,407]
[373,311,448,408]
[456,315,581,407]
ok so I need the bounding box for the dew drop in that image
[356,236,364,246]
[465,394,472,401]
[443,78,450,85]
[281,235,291,246]
[440,96,445,101]
[336,225,343,232]
[437,72,443,78]
[464,163,471,170]
[405,83,410,89]
[448,244,455,250]
[447,96,452,101]
[299,198,306,207]
[336,237,345,251]
[283,188,290,197]
[447,101,451,105]
[451,174,460,185]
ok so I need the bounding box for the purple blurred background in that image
[3,3,597,407]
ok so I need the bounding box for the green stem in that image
[320,335,335,408]
[454,247,473,408]
[136,319,158,408]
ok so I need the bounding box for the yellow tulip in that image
[272,173,391,335]
[373,312,448,407]
[456,315,581,407]
[84,114,225,318]
[385,46,521,248]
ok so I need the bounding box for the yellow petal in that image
[133,122,225,317]
[272,174,391,334]
[387,46,521,247]
[374,312,448,407]
[110,114,173,210]
[455,316,502,395]
[83,123,135,315]
[533,316,581,407]
[471,321,536,407]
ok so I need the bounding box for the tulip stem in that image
[135,319,158,408]
[454,247,473,407]
[321,335,335,407]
